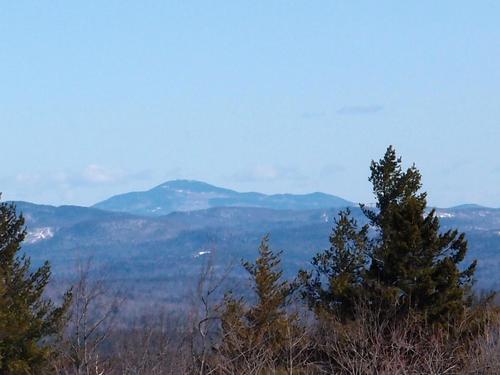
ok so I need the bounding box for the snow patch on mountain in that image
[436,212,455,218]
[193,250,211,258]
[26,227,54,244]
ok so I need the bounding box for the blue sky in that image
[1,1,499,207]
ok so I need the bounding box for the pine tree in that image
[301,147,476,324]
[300,209,369,320]
[0,197,71,374]
[219,235,296,360]
[362,146,476,322]
[242,234,292,333]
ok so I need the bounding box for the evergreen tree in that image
[219,235,296,359]
[300,209,369,320]
[242,234,292,333]
[362,146,476,322]
[0,196,71,374]
[301,146,476,324]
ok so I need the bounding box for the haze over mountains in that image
[10,180,500,307]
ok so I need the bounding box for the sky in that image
[1,1,500,207]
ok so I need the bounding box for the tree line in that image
[1,146,498,374]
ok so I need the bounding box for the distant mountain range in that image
[93,180,354,216]
[7,180,500,310]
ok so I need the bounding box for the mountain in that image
[9,185,500,311]
[12,200,500,312]
[92,180,354,216]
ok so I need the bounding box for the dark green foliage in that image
[0,196,71,374]
[363,146,476,322]
[300,209,369,320]
[301,146,477,324]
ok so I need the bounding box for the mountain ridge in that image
[11,200,500,299]
[92,179,355,216]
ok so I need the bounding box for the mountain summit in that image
[93,179,354,216]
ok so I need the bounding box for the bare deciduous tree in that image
[112,311,191,375]
[52,259,124,375]
[188,249,234,375]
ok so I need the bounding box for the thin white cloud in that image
[3,166,154,205]
[231,165,306,183]
[82,164,124,184]
[13,166,131,188]
[15,173,41,185]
